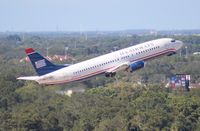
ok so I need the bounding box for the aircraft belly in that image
[38,72,72,84]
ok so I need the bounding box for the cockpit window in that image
[171,39,176,42]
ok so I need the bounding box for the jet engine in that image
[129,61,144,72]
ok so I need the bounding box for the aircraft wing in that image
[17,76,40,81]
[106,62,130,73]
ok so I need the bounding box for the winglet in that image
[25,48,35,54]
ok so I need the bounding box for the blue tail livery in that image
[25,48,68,76]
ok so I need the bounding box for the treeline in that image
[1,34,200,59]
[1,80,200,130]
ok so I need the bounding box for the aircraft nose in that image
[175,40,183,50]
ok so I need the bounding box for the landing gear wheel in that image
[111,72,116,77]
[105,72,116,77]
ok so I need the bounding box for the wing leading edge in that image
[106,62,130,73]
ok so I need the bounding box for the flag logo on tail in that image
[35,59,46,69]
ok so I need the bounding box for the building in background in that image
[170,74,190,91]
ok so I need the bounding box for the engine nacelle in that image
[129,61,144,72]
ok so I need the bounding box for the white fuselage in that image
[37,38,183,84]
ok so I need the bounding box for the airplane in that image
[17,38,183,85]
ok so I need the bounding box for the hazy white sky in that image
[0,0,199,31]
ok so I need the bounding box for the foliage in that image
[1,34,200,130]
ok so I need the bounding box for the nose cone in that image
[175,40,183,50]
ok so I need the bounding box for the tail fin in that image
[25,48,66,76]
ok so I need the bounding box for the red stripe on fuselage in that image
[43,48,176,84]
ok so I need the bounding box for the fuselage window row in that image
[74,58,121,74]
[74,45,160,75]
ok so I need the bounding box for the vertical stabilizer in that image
[25,48,66,76]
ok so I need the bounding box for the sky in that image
[0,0,200,32]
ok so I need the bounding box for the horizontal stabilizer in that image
[17,76,39,81]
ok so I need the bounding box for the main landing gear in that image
[105,72,116,77]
